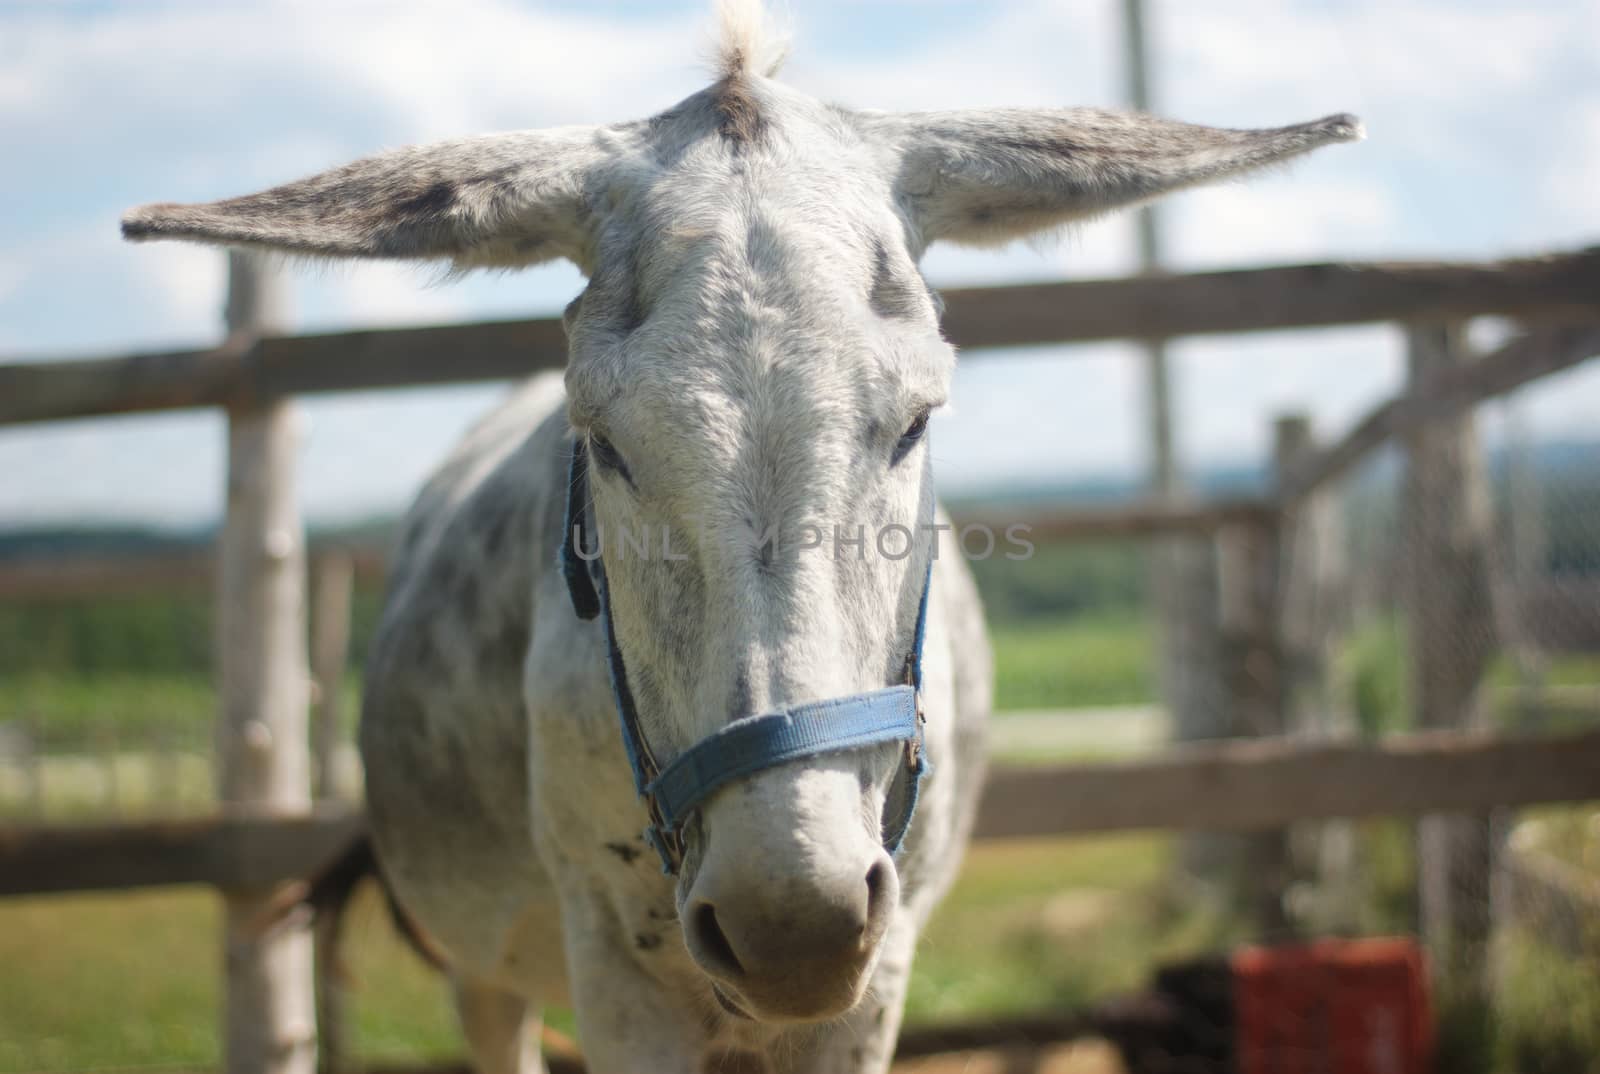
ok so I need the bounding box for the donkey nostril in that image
[864,860,891,924]
[690,902,744,978]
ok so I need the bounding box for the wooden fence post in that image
[23,716,44,817]
[308,550,355,1074]
[1273,413,1357,929]
[1216,515,1292,939]
[1163,541,1229,879]
[1498,404,1550,721]
[1274,412,1344,734]
[218,250,317,1074]
[309,552,354,802]
[1401,320,1498,1041]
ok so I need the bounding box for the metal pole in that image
[1122,0,1176,495]
[1124,0,1234,896]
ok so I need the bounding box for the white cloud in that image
[936,343,1147,494]
[0,220,223,357]
[0,410,225,528]
[791,0,1118,111]
[1171,177,1398,268]
[1162,0,1571,129]
[298,263,472,331]
[922,215,1135,288]
[268,2,709,139]
[297,384,508,526]
[1542,98,1600,233]
[0,1,712,353]
[0,258,22,302]
[1172,326,1402,470]
[1483,360,1600,447]
[1,0,1596,525]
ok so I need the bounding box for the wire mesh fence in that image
[1232,360,1600,1073]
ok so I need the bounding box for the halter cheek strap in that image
[560,439,932,875]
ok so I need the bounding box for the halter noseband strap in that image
[560,438,932,875]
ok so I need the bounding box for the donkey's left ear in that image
[123,126,621,273]
[869,108,1362,254]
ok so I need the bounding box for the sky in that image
[1,0,1597,529]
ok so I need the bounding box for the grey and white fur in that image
[123,3,1360,1071]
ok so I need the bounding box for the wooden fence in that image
[3,244,1600,1073]
[3,247,1598,426]
[4,725,1598,897]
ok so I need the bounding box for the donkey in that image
[123,6,1359,1072]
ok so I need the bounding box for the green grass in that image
[0,614,1154,759]
[28,612,1595,746]
[0,836,1184,1072]
[990,615,1152,711]
[1496,926,1600,1074]
[986,707,1167,765]
[1519,805,1600,872]
[1339,617,1600,738]
[0,889,221,1072]
[0,885,464,1073]
[9,827,1597,1073]
[0,613,1176,1074]
[0,673,362,754]
[906,834,1189,1021]
[5,610,1598,1071]
[0,673,218,750]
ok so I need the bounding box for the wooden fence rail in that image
[1279,319,1600,504]
[3,246,1599,426]
[0,544,387,601]
[5,726,1597,899]
[0,810,364,897]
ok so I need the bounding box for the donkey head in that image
[124,7,1359,1026]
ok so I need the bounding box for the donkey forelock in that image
[710,0,790,143]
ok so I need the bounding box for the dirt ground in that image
[896,1040,1127,1074]
[373,1043,1129,1074]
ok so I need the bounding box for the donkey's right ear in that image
[123,126,619,274]
[867,108,1362,255]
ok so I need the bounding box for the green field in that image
[0,603,1170,1071]
[7,818,1597,1073]
[991,615,1151,711]
[0,613,1156,757]
[0,833,1188,1072]
[14,610,1599,769]
[5,593,1600,1071]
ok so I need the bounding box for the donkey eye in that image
[590,430,633,483]
[891,409,931,466]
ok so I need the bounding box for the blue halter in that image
[560,438,932,875]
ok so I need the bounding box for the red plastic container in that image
[1232,937,1433,1074]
